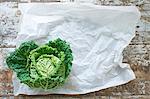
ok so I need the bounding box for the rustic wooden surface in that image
[0,0,150,99]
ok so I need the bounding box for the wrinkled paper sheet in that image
[12,3,140,95]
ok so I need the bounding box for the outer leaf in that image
[47,38,73,78]
[6,41,38,70]
[6,41,38,82]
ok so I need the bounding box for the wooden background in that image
[0,0,150,98]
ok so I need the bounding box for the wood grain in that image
[0,0,150,99]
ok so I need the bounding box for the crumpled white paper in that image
[12,3,140,96]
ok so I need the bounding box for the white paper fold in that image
[12,3,140,96]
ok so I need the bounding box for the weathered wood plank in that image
[140,4,150,11]
[123,44,150,68]
[136,20,150,32]
[31,0,60,2]
[95,80,150,96]
[110,95,150,99]
[130,31,150,44]
[0,70,13,96]
[0,2,19,36]
[144,0,150,3]
[0,36,2,45]
[0,36,16,48]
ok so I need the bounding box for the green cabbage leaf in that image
[6,38,73,89]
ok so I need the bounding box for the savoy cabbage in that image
[6,38,73,89]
